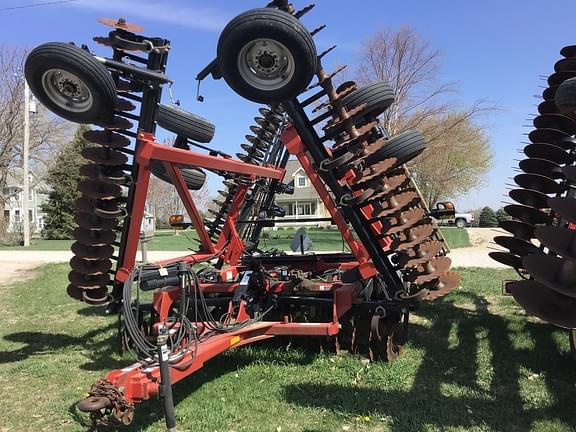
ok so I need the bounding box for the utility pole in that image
[22,78,30,247]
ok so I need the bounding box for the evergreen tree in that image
[479,206,498,228]
[495,208,511,225]
[42,125,91,239]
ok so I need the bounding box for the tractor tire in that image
[455,218,466,229]
[217,8,317,103]
[156,104,215,143]
[25,42,117,124]
[555,77,576,114]
[342,81,395,121]
[366,129,427,167]
[150,160,206,190]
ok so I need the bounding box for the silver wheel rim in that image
[41,69,93,112]
[237,38,295,92]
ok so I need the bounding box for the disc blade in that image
[508,188,550,209]
[83,130,130,148]
[504,204,551,225]
[509,280,576,329]
[549,197,576,222]
[533,114,576,135]
[499,220,535,240]
[66,284,84,301]
[548,71,576,87]
[537,99,560,115]
[488,251,523,269]
[394,223,435,251]
[425,272,461,300]
[376,191,418,218]
[354,158,397,187]
[74,212,117,230]
[493,236,540,256]
[518,158,563,179]
[73,227,116,245]
[562,166,576,183]
[514,173,561,194]
[82,287,110,305]
[523,254,576,298]
[71,241,115,259]
[401,240,444,267]
[524,143,570,165]
[81,147,128,166]
[528,128,571,146]
[68,271,109,289]
[535,225,576,260]
[69,256,112,275]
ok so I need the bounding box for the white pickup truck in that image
[429,202,474,228]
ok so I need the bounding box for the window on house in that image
[15,210,20,219]
[29,209,33,222]
[296,202,315,216]
[296,175,308,188]
[3,210,9,223]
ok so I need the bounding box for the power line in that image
[0,0,80,12]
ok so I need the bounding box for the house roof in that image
[275,159,321,202]
[4,167,48,192]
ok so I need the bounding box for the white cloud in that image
[71,0,228,32]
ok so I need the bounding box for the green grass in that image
[440,227,472,249]
[1,265,575,431]
[0,228,470,252]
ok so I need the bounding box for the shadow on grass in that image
[283,292,576,432]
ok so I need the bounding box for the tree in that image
[479,207,498,228]
[408,112,493,206]
[42,125,90,239]
[354,26,494,204]
[0,46,67,236]
[496,208,511,224]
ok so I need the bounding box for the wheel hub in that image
[238,38,295,91]
[41,68,93,112]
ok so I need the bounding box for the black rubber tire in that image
[150,160,206,190]
[25,42,116,124]
[366,129,427,167]
[342,81,395,120]
[156,104,215,143]
[455,218,466,229]
[217,8,317,103]
[555,77,576,114]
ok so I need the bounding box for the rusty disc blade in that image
[366,175,409,203]
[74,212,117,230]
[376,191,418,218]
[504,204,551,225]
[383,208,426,235]
[246,134,272,146]
[538,99,560,115]
[519,158,563,179]
[548,71,576,87]
[514,173,561,194]
[71,241,114,259]
[68,270,109,289]
[524,143,570,165]
[562,166,576,183]
[358,138,387,160]
[528,128,571,145]
[332,122,377,151]
[348,188,375,206]
[488,251,523,269]
[535,225,576,260]
[67,284,84,301]
[322,103,368,136]
[549,197,576,222]
[533,113,576,135]
[394,223,435,251]
[523,254,576,298]
[493,236,540,256]
[425,272,460,300]
[83,287,110,305]
[78,179,122,200]
[81,147,128,166]
[508,280,576,329]
[499,219,535,240]
[83,130,130,149]
[98,17,144,33]
[508,188,550,209]
[322,151,355,170]
[70,256,112,275]
[115,98,136,112]
[401,240,444,267]
[353,158,397,188]
[73,227,116,245]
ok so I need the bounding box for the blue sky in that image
[2,0,575,210]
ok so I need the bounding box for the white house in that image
[3,167,49,234]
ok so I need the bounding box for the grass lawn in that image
[1,265,574,431]
[0,228,470,252]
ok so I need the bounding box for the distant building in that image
[3,167,49,234]
[274,160,331,226]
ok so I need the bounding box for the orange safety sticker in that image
[230,336,241,346]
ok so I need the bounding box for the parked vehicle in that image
[429,202,474,228]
